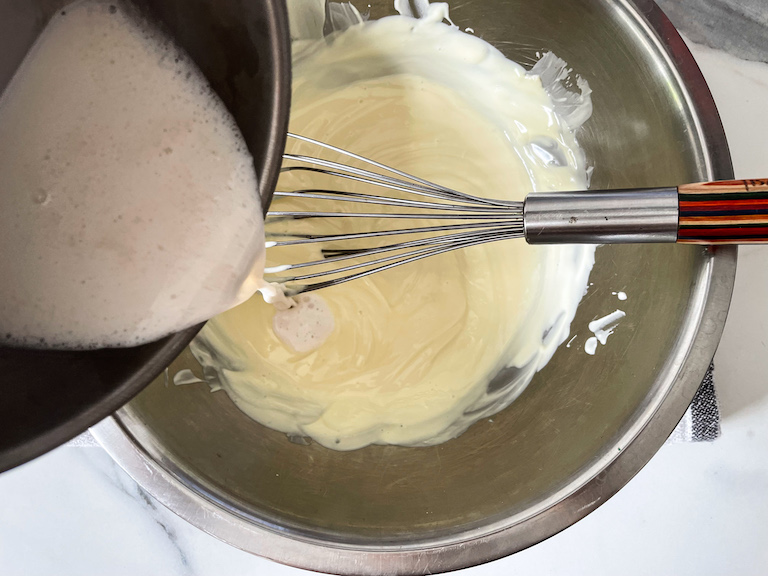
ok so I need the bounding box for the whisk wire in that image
[273,231,524,292]
[268,227,525,273]
[280,161,464,204]
[273,189,521,213]
[267,221,524,247]
[268,211,522,220]
[283,133,519,207]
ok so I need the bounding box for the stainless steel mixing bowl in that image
[93,0,736,573]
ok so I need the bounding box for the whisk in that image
[266,133,768,294]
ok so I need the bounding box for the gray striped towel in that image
[667,362,720,442]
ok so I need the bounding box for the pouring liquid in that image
[0,0,267,349]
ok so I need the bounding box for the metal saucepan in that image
[0,0,291,473]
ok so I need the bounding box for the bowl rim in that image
[93,0,738,572]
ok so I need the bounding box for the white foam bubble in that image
[272,294,335,353]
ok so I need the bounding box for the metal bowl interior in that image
[95,0,736,573]
[0,0,291,472]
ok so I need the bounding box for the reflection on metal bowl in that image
[94,0,736,574]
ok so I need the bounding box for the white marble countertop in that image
[2,29,768,576]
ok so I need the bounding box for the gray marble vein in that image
[94,452,193,573]
[655,0,768,63]
[135,485,192,571]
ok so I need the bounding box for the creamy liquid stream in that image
[189,1,597,450]
[0,0,270,349]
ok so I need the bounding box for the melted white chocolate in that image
[190,3,596,450]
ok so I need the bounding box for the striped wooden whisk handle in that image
[678,179,768,244]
